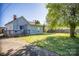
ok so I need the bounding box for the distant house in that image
[5,15,43,36]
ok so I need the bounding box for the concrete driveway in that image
[0,37,29,54]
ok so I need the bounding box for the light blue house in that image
[5,15,43,36]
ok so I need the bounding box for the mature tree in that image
[35,20,40,24]
[46,3,79,38]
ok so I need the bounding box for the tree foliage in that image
[46,3,79,37]
[35,20,40,24]
[46,3,79,28]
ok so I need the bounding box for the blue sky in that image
[0,3,48,27]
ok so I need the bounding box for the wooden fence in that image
[47,29,79,33]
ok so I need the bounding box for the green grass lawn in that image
[20,33,79,56]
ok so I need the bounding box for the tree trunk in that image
[69,7,76,38]
[70,24,76,38]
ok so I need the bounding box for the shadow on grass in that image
[0,45,58,56]
[73,37,79,56]
[0,35,79,56]
[32,36,79,56]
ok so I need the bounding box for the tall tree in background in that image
[46,3,79,38]
[35,20,40,24]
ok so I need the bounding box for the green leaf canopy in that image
[46,3,79,29]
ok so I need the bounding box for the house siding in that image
[11,17,28,36]
[13,17,28,30]
[27,25,43,34]
[5,23,14,36]
[5,16,43,36]
[6,23,13,30]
